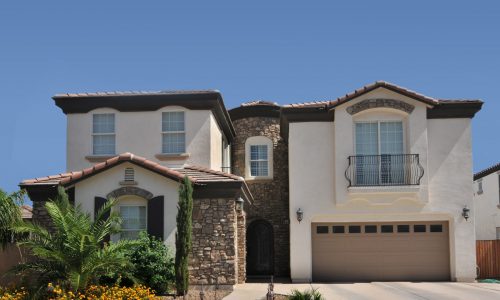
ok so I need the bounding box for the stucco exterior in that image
[67,106,225,172]
[288,87,477,282]
[474,171,500,240]
[74,161,180,247]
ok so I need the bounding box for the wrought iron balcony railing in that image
[345,154,424,187]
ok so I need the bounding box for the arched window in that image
[245,136,273,180]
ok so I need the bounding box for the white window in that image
[245,136,273,179]
[162,112,185,154]
[221,138,231,173]
[477,180,483,195]
[119,205,147,240]
[355,121,404,185]
[92,113,115,155]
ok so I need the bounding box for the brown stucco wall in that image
[231,115,290,277]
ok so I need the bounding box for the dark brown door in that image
[247,220,274,276]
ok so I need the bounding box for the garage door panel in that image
[312,222,450,282]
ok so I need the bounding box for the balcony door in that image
[355,121,404,185]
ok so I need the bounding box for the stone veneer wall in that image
[236,212,246,283]
[190,198,242,286]
[232,116,290,277]
[32,200,55,232]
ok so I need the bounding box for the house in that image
[473,163,500,240]
[20,81,483,287]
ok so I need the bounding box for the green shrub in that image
[289,288,325,300]
[127,232,175,294]
[175,176,193,296]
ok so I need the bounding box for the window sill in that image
[245,176,274,182]
[155,153,190,161]
[85,155,115,163]
[348,185,420,194]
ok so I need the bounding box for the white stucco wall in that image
[66,107,225,172]
[288,87,476,282]
[73,162,180,248]
[474,172,500,240]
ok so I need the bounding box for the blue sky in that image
[0,1,499,194]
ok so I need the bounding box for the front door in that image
[247,220,274,276]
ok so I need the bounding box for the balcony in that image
[345,154,424,187]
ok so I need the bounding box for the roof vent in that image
[124,168,134,182]
[120,168,137,185]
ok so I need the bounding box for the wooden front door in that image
[247,220,274,276]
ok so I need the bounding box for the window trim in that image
[92,113,116,156]
[244,136,273,180]
[161,111,186,155]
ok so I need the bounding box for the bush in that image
[289,288,325,300]
[126,232,175,294]
[46,283,158,299]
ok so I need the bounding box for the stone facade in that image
[236,212,246,283]
[231,115,290,277]
[190,198,241,286]
[346,98,415,115]
[32,200,54,232]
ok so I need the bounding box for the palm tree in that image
[0,188,25,249]
[13,187,136,292]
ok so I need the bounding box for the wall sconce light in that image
[462,205,470,221]
[296,208,304,223]
[235,197,244,211]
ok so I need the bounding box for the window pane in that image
[316,226,328,234]
[93,114,115,133]
[93,135,115,155]
[381,225,393,233]
[348,225,361,233]
[380,121,403,155]
[162,133,186,154]
[250,161,268,177]
[332,226,345,234]
[414,224,426,233]
[120,206,146,230]
[430,224,443,232]
[365,225,377,233]
[397,225,410,233]
[355,122,378,155]
[162,112,185,132]
[250,145,268,160]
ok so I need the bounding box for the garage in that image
[312,221,450,282]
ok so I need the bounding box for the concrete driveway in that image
[224,282,500,300]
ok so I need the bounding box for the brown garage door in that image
[312,221,450,282]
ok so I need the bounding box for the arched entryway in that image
[247,219,274,276]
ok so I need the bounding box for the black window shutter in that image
[147,196,164,240]
[94,197,110,243]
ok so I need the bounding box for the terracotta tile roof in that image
[53,90,220,99]
[20,153,244,187]
[283,81,481,109]
[241,100,279,107]
[283,100,330,108]
[474,162,500,181]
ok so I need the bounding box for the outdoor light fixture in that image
[296,208,304,223]
[235,197,244,211]
[462,205,470,221]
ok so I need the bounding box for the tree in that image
[0,188,24,249]
[12,187,136,292]
[175,176,193,296]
